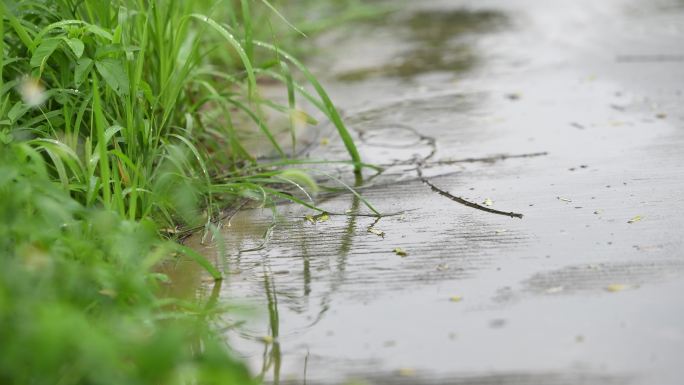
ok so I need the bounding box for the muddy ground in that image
[187,0,684,384]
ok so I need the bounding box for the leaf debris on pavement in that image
[368,227,385,238]
[627,215,643,224]
[304,212,330,224]
[606,284,627,292]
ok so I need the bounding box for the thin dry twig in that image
[415,163,524,219]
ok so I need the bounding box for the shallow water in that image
[186,0,684,384]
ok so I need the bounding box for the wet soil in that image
[186,0,684,384]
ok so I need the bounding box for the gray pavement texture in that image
[188,0,684,384]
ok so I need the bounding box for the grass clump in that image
[1,0,376,383]
[1,0,364,228]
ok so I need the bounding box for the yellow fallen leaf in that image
[304,214,315,224]
[627,215,643,224]
[449,295,463,302]
[316,213,330,222]
[393,248,408,257]
[606,284,627,292]
[397,368,416,377]
[483,198,493,206]
[260,336,274,344]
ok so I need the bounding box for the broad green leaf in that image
[278,168,318,194]
[65,38,84,58]
[30,39,61,67]
[75,57,93,86]
[95,58,129,95]
[85,24,113,41]
[95,44,124,59]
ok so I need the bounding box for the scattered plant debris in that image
[261,336,275,344]
[627,215,643,224]
[398,368,416,377]
[304,212,330,224]
[416,166,523,219]
[368,227,385,237]
[606,284,628,292]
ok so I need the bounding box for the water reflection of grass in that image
[252,192,361,384]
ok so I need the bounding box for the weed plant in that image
[0,0,378,383]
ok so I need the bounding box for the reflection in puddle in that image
[256,196,361,384]
[337,9,507,81]
[183,177,528,383]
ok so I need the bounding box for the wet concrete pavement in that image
[188,1,684,384]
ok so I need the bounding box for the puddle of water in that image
[335,9,506,81]
[180,0,684,384]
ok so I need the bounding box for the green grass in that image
[1,0,370,228]
[0,0,383,383]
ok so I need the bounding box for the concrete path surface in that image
[188,1,684,384]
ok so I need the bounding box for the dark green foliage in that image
[0,146,254,385]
